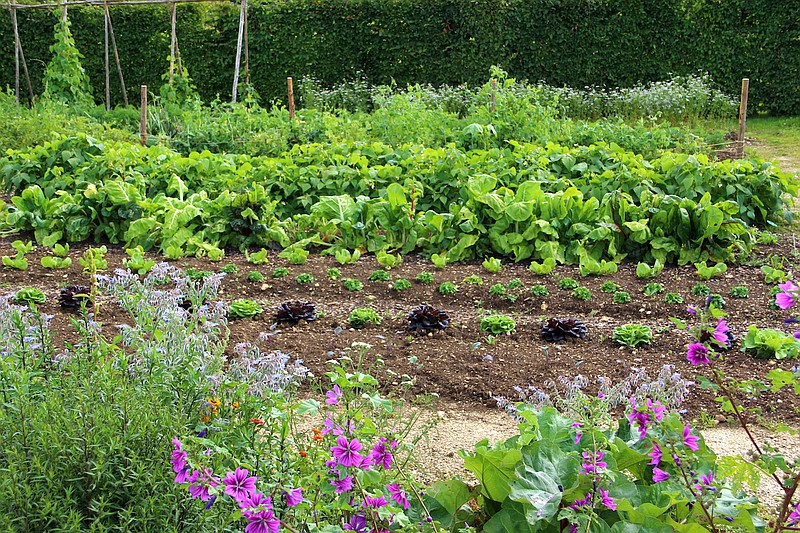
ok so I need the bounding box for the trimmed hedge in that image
[1,0,798,114]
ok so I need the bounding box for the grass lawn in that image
[745,116,800,173]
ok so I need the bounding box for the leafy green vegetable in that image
[742,326,800,360]
[482,257,503,273]
[15,287,46,305]
[480,314,516,335]
[228,299,264,319]
[613,324,653,347]
[348,308,381,329]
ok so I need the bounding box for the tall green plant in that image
[42,12,94,108]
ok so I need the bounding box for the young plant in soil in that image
[482,257,503,273]
[730,285,749,298]
[274,301,317,325]
[664,292,684,304]
[530,284,549,297]
[272,267,290,278]
[571,286,592,301]
[295,273,315,284]
[368,269,391,282]
[415,272,434,285]
[529,257,555,275]
[612,323,653,347]
[642,282,664,296]
[558,277,579,290]
[58,285,92,311]
[692,283,710,296]
[229,299,264,319]
[348,307,381,329]
[407,305,450,333]
[218,264,238,274]
[2,240,33,271]
[343,278,364,292]
[480,314,516,335]
[392,279,412,291]
[327,267,342,280]
[463,275,484,285]
[540,317,587,341]
[41,243,71,269]
[247,271,265,282]
[14,288,46,305]
[245,248,269,265]
[600,281,619,293]
[613,291,632,304]
[438,282,457,295]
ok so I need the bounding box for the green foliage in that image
[730,285,749,298]
[742,326,800,360]
[326,267,342,280]
[2,240,33,270]
[376,250,402,269]
[695,261,727,280]
[392,278,412,291]
[334,248,361,265]
[79,245,107,273]
[368,269,391,282]
[123,245,156,275]
[14,287,46,305]
[558,277,579,290]
[642,282,665,296]
[228,298,263,319]
[342,278,363,292]
[578,256,618,276]
[613,291,632,304]
[42,13,94,108]
[463,275,484,285]
[529,257,555,275]
[185,268,211,280]
[489,283,506,297]
[40,255,72,269]
[636,260,663,279]
[246,248,269,265]
[571,286,592,301]
[530,284,549,297]
[664,292,684,304]
[247,271,265,282]
[415,272,434,285]
[709,293,726,310]
[431,253,448,269]
[692,283,711,296]
[295,273,315,284]
[506,278,523,290]
[600,281,619,293]
[613,323,653,347]
[438,281,457,295]
[279,247,308,265]
[272,267,289,278]
[762,265,789,284]
[756,230,778,245]
[218,264,238,274]
[347,307,381,329]
[482,257,503,273]
[480,314,517,335]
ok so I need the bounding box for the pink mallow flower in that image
[712,319,730,345]
[649,441,662,466]
[683,424,700,451]
[284,488,303,507]
[331,437,364,467]
[653,467,670,483]
[387,483,410,510]
[223,467,258,503]
[598,487,616,511]
[244,509,280,533]
[686,343,710,365]
[776,281,799,310]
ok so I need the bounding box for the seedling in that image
[335,248,361,265]
[480,314,516,335]
[228,299,264,319]
[415,272,435,285]
[279,248,309,265]
[438,282,457,295]
[219,264,238,274]
[272,267,290,278]
[642,282,664,296]
[246,248,269,265]
[482,257,503,273]
[376,250,402,270]
[327,267,342,280]
[348,308,381,329]
[529,257,556,275]
[695,261,727,280]
[506,278,524,290]
[489,283,507,297]
[343,278,364,292]
[368,269,391,282]
[558,277,579,290]
[636,260,663,279]
[247,271,265,282]
[2,240,34,271]
[612,323,653,347]
[600,281,619,293]
[431,253,448,269]
[79,246,108,273]
[692,283,711,297]
[295,273,315,284]
[572,287,592,301]
[664,292,684,304]
[392,279,412,291]
[530,285,549,297]
[730,286,749,298]
[15,287,46,305]
[124,246,156,275]
[463,275,484,285]
[613,291,632,304]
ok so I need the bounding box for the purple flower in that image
[171,438,187,473]
[695,471,715,491]
[687,305,698,315]
[712,319,730,345]
[363,495,389,508]
[331,475,354,494]
[648,441,662,466]
[326,384,342,405]
[794,332,800,341]
[343,514,367,532]
[174,465,192,484]
[776,281,799,309]
[331,437,364,467]
[387,483,410,510]
[570,492,592,509]
[370,440,393,470]
[686,343,710,365]
[572,422,582,444]
[285,487,303,507]
[223,467,258,502]
[683,424,700,451]
[628,398,666,440]
[580,450,607,474]
[244,509,280,533]
[188,469,220,501]
[598,487,616,511]
[788,502,800,525]
[653,467,669,482]
[240,492,271,511]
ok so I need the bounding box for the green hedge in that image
[1,0,798,114]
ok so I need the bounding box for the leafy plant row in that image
[0,134,794,264]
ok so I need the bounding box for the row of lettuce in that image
[0,134,795,266]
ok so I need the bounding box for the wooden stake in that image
[490,78,497,113]
[140,85,148,146]
[10,5,33,103]
[106,2,128,105]
[104,4,110,110]
[243,0,249,85]
[738,78,750,157]
[169,1,176,82]
[61,0,67,21]
[12,7,19,104]
[287,77,295,120]
[231,0,246,103]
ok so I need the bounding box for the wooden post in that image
[231,0,246,103]
[10,5,33,103]
[169,1,176,82]
[243,0,249,85]
[287,77,295,120]
[106,2,128,106]
[104,4,110,110]
[12,7,19,104]
[490,78,497,113]
[738,78,750,157]
[61,0,67,22]
[140,85,148,146]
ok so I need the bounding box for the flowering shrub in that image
[173,342,434,532]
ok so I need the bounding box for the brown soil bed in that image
[3,234,800,426]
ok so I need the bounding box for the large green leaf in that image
[104,180,142,206]
[461,441,521,502]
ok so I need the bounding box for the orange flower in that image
[208,397,221,409]
[250,418,264,426]
[299,450,307,458]
[232,401,240,409]
[200,415,210,423]
[311,428,323,442]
